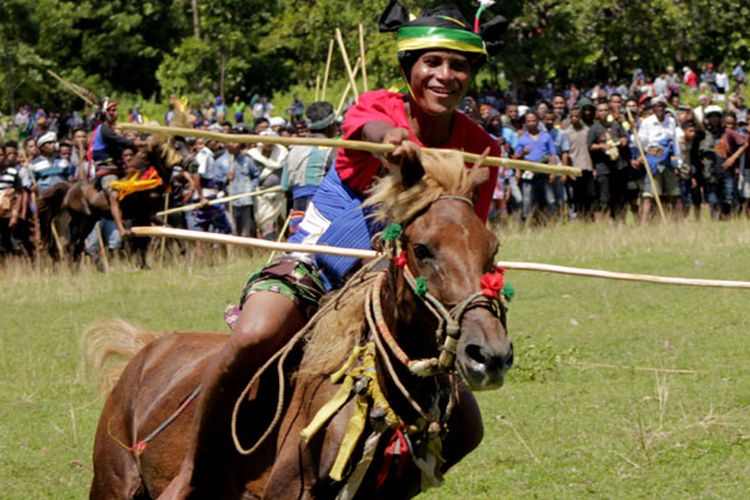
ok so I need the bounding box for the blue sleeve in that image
[546,135,557,157]
[503,129,518,150]
[560,131,571,153]
[514,136,524,157]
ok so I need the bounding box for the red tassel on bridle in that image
[393,250,407,268]
[480,266,505,299]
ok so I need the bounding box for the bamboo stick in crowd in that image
[156,185,283,217]
[314,75,321,102]
[335,28,359,100]
[131,226,750,290]
[626,108,667,222]
[336,57,362,119]
[47,69,97,107]
[267,211,293,263]
[76,142,86,181]
[321,39,335,101]
[96,222,110,272]
[50,223,64,259]
[23,158,43,265]
[160,193,169,265]
[358,23,368,92]
[118,122,582,178]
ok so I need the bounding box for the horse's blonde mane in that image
[297,271,379,379]
[299,150,481,378]
[365,149,473,223]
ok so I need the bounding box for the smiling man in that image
[161,2,509,496]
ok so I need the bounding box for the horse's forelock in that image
[366,150,471,224]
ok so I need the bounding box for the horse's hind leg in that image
[90,384,147,498]
[90,449,146,499]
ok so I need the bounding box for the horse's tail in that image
[82,319,165,395]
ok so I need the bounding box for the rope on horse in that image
[229,259,385,456]
[106,385,202,456]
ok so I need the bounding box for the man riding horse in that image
[163,1,508,496]
[90,100,143,238]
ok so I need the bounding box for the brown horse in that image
[86,150,513,498]
[39,136,190,267]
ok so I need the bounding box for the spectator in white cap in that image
[30,131,71,192]
[268,116,287,132]
[693,94,710,125]
[638,95,681,220]
[249,129,288,239]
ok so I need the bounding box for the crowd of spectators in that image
[468,62,750,223]
[1,61,748,262]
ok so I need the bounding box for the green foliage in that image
[508,332,577,382]
[2,0,750,114]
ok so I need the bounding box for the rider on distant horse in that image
[90,100,142,237]
[165,1,508,495]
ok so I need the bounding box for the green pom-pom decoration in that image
[502,283,515,302]
[415,277,429,297]
[382,224,403,241]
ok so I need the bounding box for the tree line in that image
[2,0,749,114]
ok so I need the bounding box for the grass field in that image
[1,219,749,498]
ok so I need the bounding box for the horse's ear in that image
[469,166,490,194]
[469,148,491,194]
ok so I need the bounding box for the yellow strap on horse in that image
[300,342,400,482]
[330,387,370,481]
[300,344,366,443]
[300,376,355,444]
[110,171,163,201]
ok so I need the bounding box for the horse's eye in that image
[413,244,433,261]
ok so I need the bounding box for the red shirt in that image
[337,90,500,222]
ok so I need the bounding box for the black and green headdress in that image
[379,0,507,78]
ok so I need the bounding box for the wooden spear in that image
[336,57,361,119]
[358,23,368,92]
[47,69,97,107]
[131,226,750,290]
[156,185,283,217]
[117,122,582,178]
[626,108,667,222]
[321,39,335,101]
[335,28,359,101]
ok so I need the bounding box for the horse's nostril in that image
[465,344,487,365]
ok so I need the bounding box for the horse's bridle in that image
[370,195,505,379]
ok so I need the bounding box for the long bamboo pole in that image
[321,39,335,101]
[336,57,361,119]
[267,211,293,263]
[358,23,368,93]
[131,226,750,290]
[24,159,42,266]
[626,108,667,222]
[335,28,359,100]
[156,186,283,216]
[314,75,321,102]
[96,222,110,272]
[160,193,169,265]
[50,222,64,259]
[118,123,582,178]
[47,69,97,107]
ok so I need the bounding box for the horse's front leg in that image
[441,381,483,471]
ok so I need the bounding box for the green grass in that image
[1,220,749,498]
